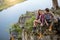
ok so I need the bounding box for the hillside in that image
[0,0,25,11]
[10,9,60,40]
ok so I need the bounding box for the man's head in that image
[45,8,49,12]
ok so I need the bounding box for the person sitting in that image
[44,8,58,31]
[33,9,45,33]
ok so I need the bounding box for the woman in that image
[33,9,45,33]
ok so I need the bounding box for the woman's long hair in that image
[38,9,41,15]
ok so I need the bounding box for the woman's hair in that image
[45,8,49,12]
[38,9,41,15]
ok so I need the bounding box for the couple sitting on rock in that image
[33,8,58,33]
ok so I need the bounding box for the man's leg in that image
[49,22,53,31]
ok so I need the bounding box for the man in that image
[44,8,58,31]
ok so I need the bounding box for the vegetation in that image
[25,16,35,31]
[0,0,25,11]
[9,9,60,40]
[11,24,22,32]
[9,11,35,39]
[9,23,22,39]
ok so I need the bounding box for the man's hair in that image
[45,8,49,12]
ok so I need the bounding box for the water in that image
[0,5,25,40]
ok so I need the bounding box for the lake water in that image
[0,6,25,40]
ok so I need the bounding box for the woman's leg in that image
[33,20,38,27]
[33,20,41,27]
[33,20,40,33]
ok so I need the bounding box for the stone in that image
[52,0,59,10]
[40,36,51,40]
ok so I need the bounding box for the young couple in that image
[33,8,58,32]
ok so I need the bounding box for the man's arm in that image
[45,20,49,26]
[50,11,55,18]
[50,11,58,22]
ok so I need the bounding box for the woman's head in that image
[38,9,43,15]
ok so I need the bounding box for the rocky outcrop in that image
[18,10,60,40]
[52,0,59,10]
[18,11,35,27]
[18,11,35,40]
[10,9,60,40]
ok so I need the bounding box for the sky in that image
[0,0,60,40]
[58,0,60,6]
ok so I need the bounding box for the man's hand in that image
[46,23,49,26]
[45,20,49,26]
[54,19,58,23]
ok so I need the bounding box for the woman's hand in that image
[40,23,43,26]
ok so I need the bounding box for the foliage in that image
[9,23,22,36]
[25,16,35,31]
[9,23,23,39]
[9,11,35,39]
